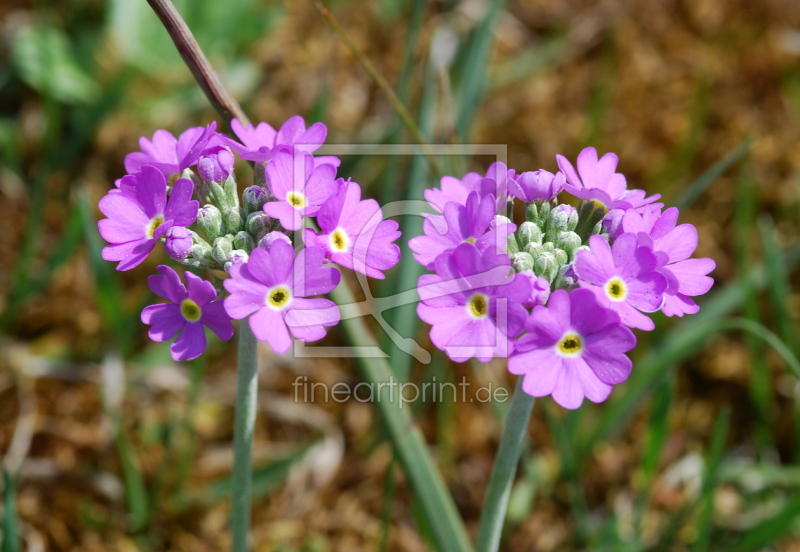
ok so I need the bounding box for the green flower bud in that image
[197,205,225,241]
[554,248,569,266]
[556,231,583,258]
[545,204,578,243]
[222,175,240,209]
[242,186,269,215]
[507,234,520,255]
[224,250,249,273]
[224,207,245,234]
[524,242,544,260]
[534,251,558,283]
[511,252,534,273]
[518,221,543,248]
[233,231,255,253]
[554,265,576,290]
[212,235,233,264]
[245,212,272,241]
[189,230,213,260]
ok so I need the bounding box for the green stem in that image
[231,319,258,552]
[475,378,535,552]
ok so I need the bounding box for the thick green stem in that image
[231,319,258,552]
[475,378,535,552]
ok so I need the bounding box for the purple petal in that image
[170,322,207,361]
[250,307,292,353]
[164,178,199,226]
[142,303,185,341]
[582,324,635,384]
[200,301,234,340]
[148,265,188,303]
[671,258,715,296]
[184,271,217,306]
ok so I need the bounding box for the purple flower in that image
[573,234,667,331]
[303,180,401,279]
[409,192,515,270]
[416,243,530,362]
[556,147,660,210]
[98,165,199,271]
[622,205,715,316]
[509,169,565,203]
[223,241,341,354]
[124,122,219,179]
[509,288,636,410]
[197,145,234,183]
[164,226,193,260]
[141,265,234,361]
[263,149,338,231]
[424,162,516,212]
[517,271,551,307]
[221,116,340,167]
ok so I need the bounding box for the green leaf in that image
[11,23,100,104]
[1,470,19,552]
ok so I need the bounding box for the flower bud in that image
[222,175,240,209]
[491,214,513,230]
[545,204,578,243]
[197,146,234,183]
[554,264,577,289]
[242,185,269,215]
[212,235,233,264]
[233,231,255,252]
[512,169,565,202]
[554,248,569,266]
[556,231,583,258]
[601,209,625,240]
[511,252,534,273]
[224,206,245,234]
[534,251,558,283]
[191,235,213,262]
[164,226,192,260]
[506,234,520,255]
[245,212,271,240]
[517,221,543,248]
[197,204,224,241]
[224,250,249,273]
[526,200,552,227]
[258,231,292,250]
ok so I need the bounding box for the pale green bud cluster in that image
[508,198,607,289]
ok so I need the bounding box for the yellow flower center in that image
[168,173,180,186]
[180,298,202,322]
[464,237,476,244]
[467,293,489,320]
[556,332,583,357]
[330,228,349,252]
[287,191,307,209]
[146,215,165,239]
[605,277,627,302]
[266,286,292,310]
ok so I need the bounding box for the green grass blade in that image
[115,425,150,533]
[728,494,800,552]
[330,281,474,552]
[1,469,19,552]
[692,407,731,551]
[674,138,752,210]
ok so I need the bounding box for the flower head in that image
[98,165,199,270]
[416,243,530,362]
[509,288,635,409]
[303,180,401,279]
[424,162,516,213]
[197,145,235,183]
[573,234,667,331]
[141,265,234,361]
[223,241,341,353]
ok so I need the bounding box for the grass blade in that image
[675,138,752,210]
[692,407,731,551]
[1,470,19,552]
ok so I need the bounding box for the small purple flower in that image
[141,265,234,361]
[164,226,193,260]
[509,169,565,203]
[509,288,636,410]
[263,149,338,231]
[622,205,715,316]
[409,192,515,270]
[221,116,340,167]
[259,230,292,250]
[197,145,234,183]
[424,162,516,212]
[303,180,401,279]
[223,241,341,354]
[124,122,219,179]
[573,234,667,331]
[98,165,199,271]
[416,243,530,362]
[517,271,551,308]
[556,147,660,210]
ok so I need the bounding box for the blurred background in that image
[2,0,800,550]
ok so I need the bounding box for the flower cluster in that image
[412,148,714,409]
[98,117,400,360]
